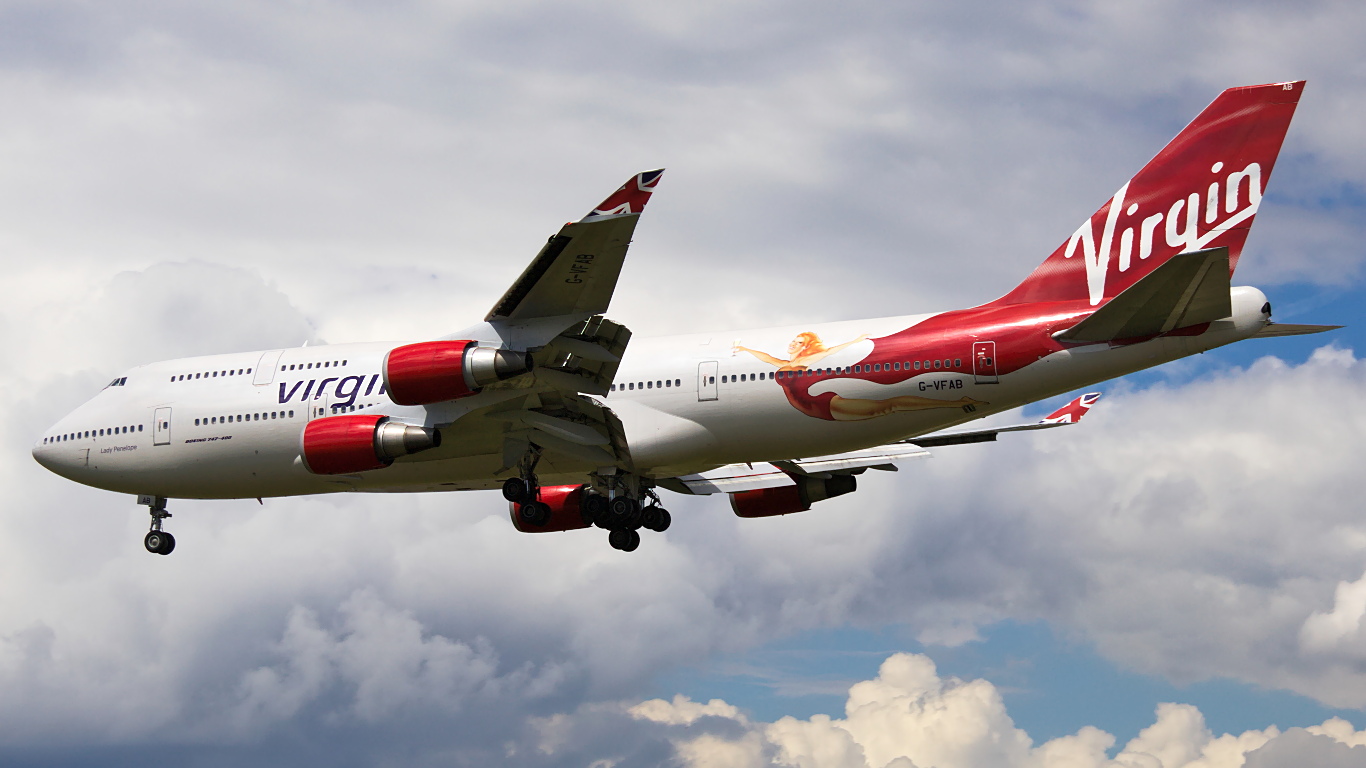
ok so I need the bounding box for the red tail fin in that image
[995,82,1304,307]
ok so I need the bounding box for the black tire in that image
[502,477,533,503]
[608,528,631,550]
[621,529,640,552]
[145,531,175,555]
[641,507,670,532]
[582,494,607,527]
[608,496,637,520]
[518,501,551,527]
[640,506,661,531]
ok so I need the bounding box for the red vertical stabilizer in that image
[994,82,1304,308]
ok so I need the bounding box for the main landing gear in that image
[581,482,671,553]
[138,494,175,555]
[502,447,553,526]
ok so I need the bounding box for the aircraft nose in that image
[32,438,85,479]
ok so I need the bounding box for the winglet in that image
[581,169,664,221]
[1040,393,1102,424]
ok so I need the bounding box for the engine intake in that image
[509,484,594,533]
[730,474,857,518]
[383,340,532,406]
[301,414,442,475]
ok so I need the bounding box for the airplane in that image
[33,80,1340,554]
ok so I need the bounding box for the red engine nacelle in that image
[509,484,594,533]
[301,414,442,475]
[730,474,858,518]
[383,340,533,406]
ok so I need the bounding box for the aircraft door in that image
[311,391,332,420]
[153,407,172,445]
[253,350,284,385]
[698,361,719,401]
[973,341,999,384]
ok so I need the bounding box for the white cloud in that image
[623,653,1366,768]
[1300,570,1366,656]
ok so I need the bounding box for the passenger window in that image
[628,383,634,390]
[288,410,294,417]
[954,358,962,367]
[708,376,715,384]
[934,360,941,369]
[676,379,682,386]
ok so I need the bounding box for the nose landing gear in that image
[137,495,175,555]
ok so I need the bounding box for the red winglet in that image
[581,169,664,221]
[1040,393,1102,424]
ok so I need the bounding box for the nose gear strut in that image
[137,494,175,555]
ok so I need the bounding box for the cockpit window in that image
[104,377,128,389]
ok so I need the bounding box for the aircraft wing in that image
[486,169,664,323]
[666,394,1101,495]
[907,392,1101,447]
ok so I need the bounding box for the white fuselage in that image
[32,287,1272,501]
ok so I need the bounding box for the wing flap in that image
[677,463,795,494]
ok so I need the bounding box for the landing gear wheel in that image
[502,477,535,503]
[608,528,640,552]
[607,496,638,527]
[642,507,671,533]
[640,506,661,531]
[518,501,551,527]
[144,531,175,556]
[582,494,607,527]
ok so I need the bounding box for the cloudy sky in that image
[5,1,1366,765]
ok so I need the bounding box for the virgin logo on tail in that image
[1066,161,1262,306]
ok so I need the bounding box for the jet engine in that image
[383,340,533,406]
[729,474,858,518]
[301,414,442,475]
[509,484,594,533]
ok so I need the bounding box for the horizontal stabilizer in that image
[1056,248,1232,343]
[1252,323,1344,338]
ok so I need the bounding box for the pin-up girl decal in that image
[734,331,984,421]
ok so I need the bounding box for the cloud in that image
[617,653,1366,768]
[2,0,1366,764]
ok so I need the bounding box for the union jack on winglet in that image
[1040,393,1102,424]
[582,169,665,220]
